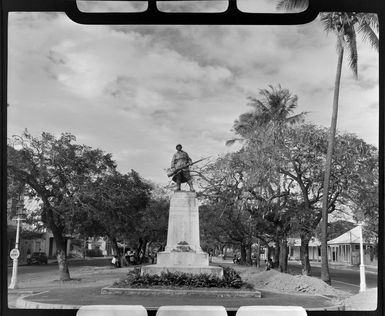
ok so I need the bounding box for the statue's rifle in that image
[167,157,208,177]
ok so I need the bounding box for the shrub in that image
[113,266,253,289]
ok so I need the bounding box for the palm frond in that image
[248,98,269,114]
[286,112,308,125]
[357,13,379,33]
[320,12,337,34]
[226,139,244,146]
[345,27,358,78]
[285,95,299,112]
[356,21,379,51]
[276,0,309,11]
[234,120,252,131]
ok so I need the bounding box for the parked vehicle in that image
[27,252,48,265]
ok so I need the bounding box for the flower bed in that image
[113,266,253,290]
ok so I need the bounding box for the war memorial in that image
[141,144,223,277]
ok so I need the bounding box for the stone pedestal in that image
[141,191,223,277]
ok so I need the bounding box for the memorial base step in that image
[156,251,209,266]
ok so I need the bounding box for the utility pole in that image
[8,201,25,289]
[358,223,366,292]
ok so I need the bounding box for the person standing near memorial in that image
[170,144,195,192]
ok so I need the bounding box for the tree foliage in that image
[277,0,379,285]
[7,130,173,273]
[8,130,116,280]
[199,85,378,276]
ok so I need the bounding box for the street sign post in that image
[10,248,20,260]
[359,223,367,292]
[8,212,25,289]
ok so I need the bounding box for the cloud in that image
[77,1,148,12]
[8,12,379,185]
[237,0,307,13]
[157,1,228,12]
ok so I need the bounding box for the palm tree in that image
[277,0,379,284]
[227,85,306,270]
[227,85,306,145]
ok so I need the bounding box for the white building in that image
[327,226,377,266]
[287,237,321,261]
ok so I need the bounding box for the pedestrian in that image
[111,255,121,268]
[139,250,144,264]
[127,249,132,264]
[128,250,135,265]
[26,249,31,264]
[251,253,256,266]
[111,255,117,267]
[125,249,131,266]
[266,258,273,271]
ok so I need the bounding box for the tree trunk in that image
[300,233,312,276]
[136,238,144,263]
[53,232,71,281]
[111,237,120,257]
[44,206,70,280]
[246,243,252,265]
[274,239,280,268]
[321,44,344,285]
[279,237,288,273]
[83,238,87,259]
[255,242,261,268]
[223,245,227,260]
[240,243,247,264]
[147,241,153,263]
[141,239,149,264]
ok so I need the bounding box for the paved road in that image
[8,258,377,309]
[7,258,121,308]
[287,262,377,294]
[8,259,340,310]
[8,257,112,275]
[10,259,378,294]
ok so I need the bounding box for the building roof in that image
[327,226,361,245]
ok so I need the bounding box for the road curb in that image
[8,290,38,295]
[101,286,262,298]
[16,292,81,309]
[15,288,344,311]
[307,305,345,311]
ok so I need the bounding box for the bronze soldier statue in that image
[170,144,195,192]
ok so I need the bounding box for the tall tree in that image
[197,153,268,264]
[279,124,377,275]
[133,189,170,263]
[76,170,152,261]
[277,0,379,284]
[8,131,116,280]
[279,124,329,275]
[226,85,306,268]
[343,143,378,255]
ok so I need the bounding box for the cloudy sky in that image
[8,1,378,186]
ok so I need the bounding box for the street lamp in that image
[358,223,366,292]
[8,200,25,289]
